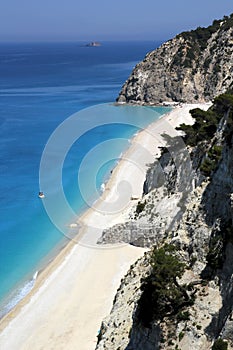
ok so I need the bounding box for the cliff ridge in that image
[117,15,233,104]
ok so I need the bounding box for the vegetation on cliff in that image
[174,14,233,70]
[137,245,194,327]
[133,93,233,346]
[97,15,233,348]
[177,92,233,177]
[96,94,233,349]
[177,93,233,146]
[212,338,228,350]
[117,13,233,104]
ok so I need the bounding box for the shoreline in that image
[0,103,211,350]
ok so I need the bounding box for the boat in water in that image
[38,191,45,198]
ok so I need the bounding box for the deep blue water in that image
[0,41,169,316]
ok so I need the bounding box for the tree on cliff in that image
[137,244,194,327]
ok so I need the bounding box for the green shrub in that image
[135,201,146,215]
[177,107,221,146]
[214,94,233,113]
[177,92,233,147]
[177,311,190,322]
[200,157,216,176]
[212,338,228,350]
[209,145,223,158]
[137,245,193,327]
[178,331,185,341]
[200,145,222,176]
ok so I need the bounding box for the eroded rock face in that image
[98,147,199,248]
[96,155,233,350]
[95,254,158,350]
[96,104,233,349]
[117,18,233,105]
[97,15,233,348]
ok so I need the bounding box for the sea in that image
[0,41,170,318]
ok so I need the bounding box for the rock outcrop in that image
[96,94,233,349]
[117,15,233,104]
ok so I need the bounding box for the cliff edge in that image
[117,15,233,104]
[95,13,233,350]
[96,93,233,349]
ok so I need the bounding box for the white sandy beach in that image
[0,103,210,350]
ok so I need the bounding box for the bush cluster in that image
[200,145,223,176]
[135,201,146,215]
[137,245,194,327]
[172,14,233,71]
[212,338,228,350]
[177,107,221,146]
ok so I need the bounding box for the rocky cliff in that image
[96,93,233,349]
[117,15,233,105]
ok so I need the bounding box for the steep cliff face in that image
[98,148,196,247]
[96,96,233,350]
[98,125,205,248]
[95,254,158,350]
[117,15,233,104]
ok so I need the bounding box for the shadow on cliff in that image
[125,317,161,350]
[200,138,233,340]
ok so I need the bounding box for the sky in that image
[0,0,232,42]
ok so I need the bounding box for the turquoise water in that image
[0,41,169,317]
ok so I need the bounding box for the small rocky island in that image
[85,41,101,47]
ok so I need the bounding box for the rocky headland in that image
[96,14,233,350]
[117,15,233,105]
